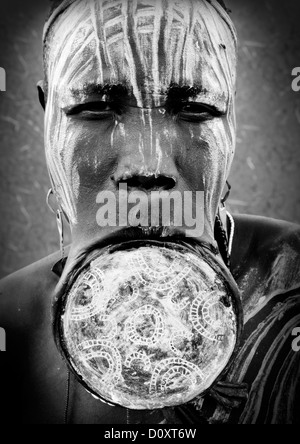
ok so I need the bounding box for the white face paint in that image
[44,0,237,245]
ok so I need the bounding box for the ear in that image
[37,80,46,110]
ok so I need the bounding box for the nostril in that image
[120,175,176,191]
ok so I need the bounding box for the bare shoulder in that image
[223,215,300,424]
[233,213,300,248]
[231,213,300,306]
[0,251,61,329]
[232,213,300,263]
[0,251,66,424]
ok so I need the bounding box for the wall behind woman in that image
[0,0,299,278]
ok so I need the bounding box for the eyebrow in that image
[70,83,204,100]
[66,82,226,113]
[166,84,204,101]
[70,83,129,100]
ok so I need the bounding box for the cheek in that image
[200,119,233,178]
[48,114,115,176]
[171,118,233,191]
[45,108,122,220]
[68,121,119,190]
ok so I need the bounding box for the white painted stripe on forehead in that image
[206,0,237,47]
[90,0,104,85]
[46,0,237,90]
[43,0,237,46]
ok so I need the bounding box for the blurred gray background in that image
[0,0,300,278]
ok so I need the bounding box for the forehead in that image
[46,0,237,107]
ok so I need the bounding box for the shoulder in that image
[233,213,300,253]
[0,251,61,330]
[231,213,300,321]
[0,252,66,423]
[231,214,300,281]
[225,215,300,423]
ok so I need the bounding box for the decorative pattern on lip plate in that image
[61,243,238,410]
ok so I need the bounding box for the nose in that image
[111,108,179,192]
[118,174,176,191]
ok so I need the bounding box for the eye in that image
[178,103,224,123]
[65,101,121,120]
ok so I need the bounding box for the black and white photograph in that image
[0,0,299,426]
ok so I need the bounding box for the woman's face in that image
[44,0,237,249]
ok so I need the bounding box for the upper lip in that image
[112,173,178,192]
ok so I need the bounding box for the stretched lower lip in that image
[79,227,218,270]
[133,225,175,237]
[98,226,188,250]
[83,226,185,253]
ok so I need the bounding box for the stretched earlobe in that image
[37,80,46,110]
